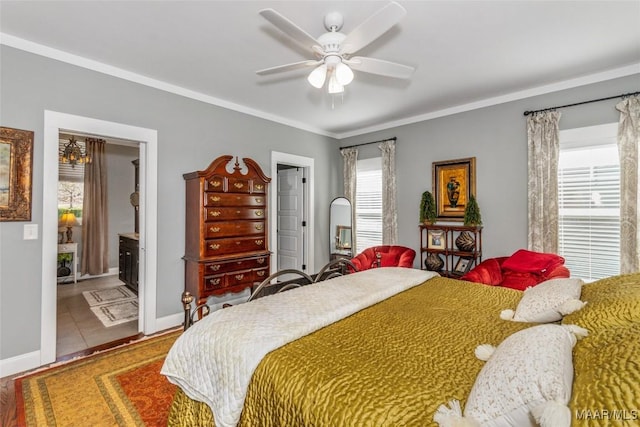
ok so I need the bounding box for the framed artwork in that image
[453,257,472,274]
[427,230,445,250]
[432,157,476,221]
[0,126,34,221]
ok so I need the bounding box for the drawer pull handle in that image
[210,196,221,202]
[255,198,263,204]
[255,239,264,246]
[235,274,244,280]
[209,278,221,286]
[209,264,221,271]
[255,184,264,191]
[236,241,241,245]
[210,180,221,188]
[257,270,266,277]
[209,210,221,217]
[255,224,263,231]
[209,226,220,233]
[257,258,266,264]
[255,210,263,216]
[209,244,220,250]
[234,182,244,189]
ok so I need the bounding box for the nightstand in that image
[58,242,78,283]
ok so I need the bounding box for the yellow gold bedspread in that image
[563,273,640,426]
[168,276,529,426]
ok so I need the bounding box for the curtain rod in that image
[340,137,396,151]
[523,91,640,116]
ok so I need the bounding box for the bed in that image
[161,268,640,427]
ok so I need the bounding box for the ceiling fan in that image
[256,1,415,94]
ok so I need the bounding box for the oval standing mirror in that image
[329,197,352,260]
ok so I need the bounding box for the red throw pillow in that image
[461,258,503,286]
[502,249,564,273]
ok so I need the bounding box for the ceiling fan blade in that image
[341,1,406,55]
[259,8,321,52]
[256,60,321,75]
[346,57,415,79]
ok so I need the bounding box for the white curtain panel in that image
[527,111,561,253]
[616,96,640,273]
[379,139,398,245]
[341,147,358,251]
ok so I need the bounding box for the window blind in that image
[558,141,620,281]
[355,158,382,254]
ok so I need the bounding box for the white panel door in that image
[277,168,304,273]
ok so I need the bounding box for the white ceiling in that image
[1,1,639,139]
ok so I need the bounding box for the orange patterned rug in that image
[15,330,181,426]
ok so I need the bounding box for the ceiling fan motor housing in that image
[317,31,346,55]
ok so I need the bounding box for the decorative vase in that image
[455,231,476,252]
[425,253,444,271]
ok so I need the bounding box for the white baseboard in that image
[1,312,183,378]
[154,312,183,332]
[0,350,41,378]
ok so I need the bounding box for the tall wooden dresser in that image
[183,155,271,308]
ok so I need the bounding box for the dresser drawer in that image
[253,181,267,194]
[227,178,251,193]
[202,267,269,292]
[204,193,266,207]
[202,274,226,291]
[205,221,265,238]
[205,207,265,221]
[205,236,267,257]
[205,175,226,191]
[203,255,269,275]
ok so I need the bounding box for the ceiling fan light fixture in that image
[307,64,327,89]
[327,74,344,94]
[334,62,354,86]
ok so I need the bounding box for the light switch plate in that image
[24,224,38,240]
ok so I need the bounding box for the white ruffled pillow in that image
[500,278,585,323]
[434,324,588,427]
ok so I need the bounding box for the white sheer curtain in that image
[616,96,640,273]
[341,147,358,251]
[379,139,398,244]
[527,111,561,253]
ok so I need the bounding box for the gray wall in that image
[339,74,640,267]
[0,46,342,360]
[105,144,139,270]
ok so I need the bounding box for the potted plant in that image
[463,194,482,226]
[419,191,437,224]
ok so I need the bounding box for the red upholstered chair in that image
[461,249,570,291]
[350,245,416,271]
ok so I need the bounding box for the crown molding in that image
[0,33,337,139]
[2,33,637,141]
[335,62,640,139]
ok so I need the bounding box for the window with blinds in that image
[355,157,382,254]
[558,123,619,281]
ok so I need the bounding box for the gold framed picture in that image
[432,157,476,221]
[1,126,34,221]
[453,257,472,274]
[427,230,445,250]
